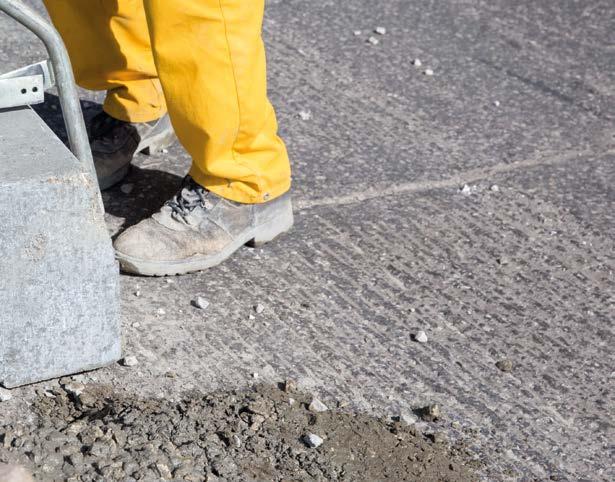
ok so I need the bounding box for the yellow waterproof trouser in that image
[43,0,291,204]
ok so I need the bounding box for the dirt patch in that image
[0,383,479,481]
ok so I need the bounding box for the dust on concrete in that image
[0,383,479,481]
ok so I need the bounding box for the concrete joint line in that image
[295,147,615,212]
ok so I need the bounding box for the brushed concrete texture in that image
[1,0,614,480]
[0,106,121,388]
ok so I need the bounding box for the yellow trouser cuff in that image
[189,166,292,205]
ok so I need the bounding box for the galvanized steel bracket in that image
[0,60,55,109]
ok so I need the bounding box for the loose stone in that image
[420,403,441,422]
[490,184,500,192]
[308,398,329,413]
[121,356,139,367]
[283,379,297,393]
[374,26,387,35]
[254,304,265,314]
[367,36,379,45]
[0,388,12,402]
[298,110,312,121]
[413,58,422,67]
[424,68,434,76]
[303,433,324,448]
[496,359,513,372]
[415,330,428,343]
[191,296,210,310]
[353,30,362,36]
[400,412,418,426]
[62,382,85,397]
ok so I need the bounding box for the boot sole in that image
[115,208,294,276]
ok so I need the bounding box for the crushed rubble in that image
[0,384,477,481]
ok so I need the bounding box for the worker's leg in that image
[43,0,165,122]
[142,0,292,204]
[114,0,293,275]
[43,0,177,189]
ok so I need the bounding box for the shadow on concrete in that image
[102,165,183,233]
[32,93,183,232]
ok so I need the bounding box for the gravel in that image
[374,26,387,35]
[0,384,478,481]
[367,36,379,45]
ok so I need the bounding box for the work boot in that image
[89,111,176,190]
[114,176,294,276]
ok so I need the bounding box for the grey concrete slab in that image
[0,1,613,481]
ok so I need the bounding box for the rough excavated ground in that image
[1,1,615,481]
[0,383,478,481]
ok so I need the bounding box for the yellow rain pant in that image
[43,0,291,204]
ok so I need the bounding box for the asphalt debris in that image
[0,384,477,481]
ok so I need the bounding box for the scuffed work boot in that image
[89,111,176,190]
[114,177,294,276]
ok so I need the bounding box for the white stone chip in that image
[120,183,134,194]
[121,356,139,367]
[192,296,210,310]
[375,26,387,35]
[303,433,324,448]
[490,184,500,192]
[415,330,428,343]
[0,388,13,402]
[62,382,85,397]
[309,398,329,413]
[460,184,473,196]
[298,110,312,121]
[252,372,259,379]
[424,68,434,76]
[255,304,265,314]
[157,308,166,315]
[400,412,418,425]
[494,100,501,107]
[353,30,362,36]
[412,58,422,67]
[367,36,379,45]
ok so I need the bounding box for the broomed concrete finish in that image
[0,106,120,387]
[1,0,614,480]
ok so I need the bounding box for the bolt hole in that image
[32,87,38,93]
[21,88,27,94]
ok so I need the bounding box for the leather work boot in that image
[89,111,176,190]
[114,177,294,276]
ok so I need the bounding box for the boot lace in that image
[166,177,210,222]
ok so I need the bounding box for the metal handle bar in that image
[0,0,94,177]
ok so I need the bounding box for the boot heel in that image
[247,205,294,248]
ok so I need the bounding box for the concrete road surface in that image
[1,1,613,480]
